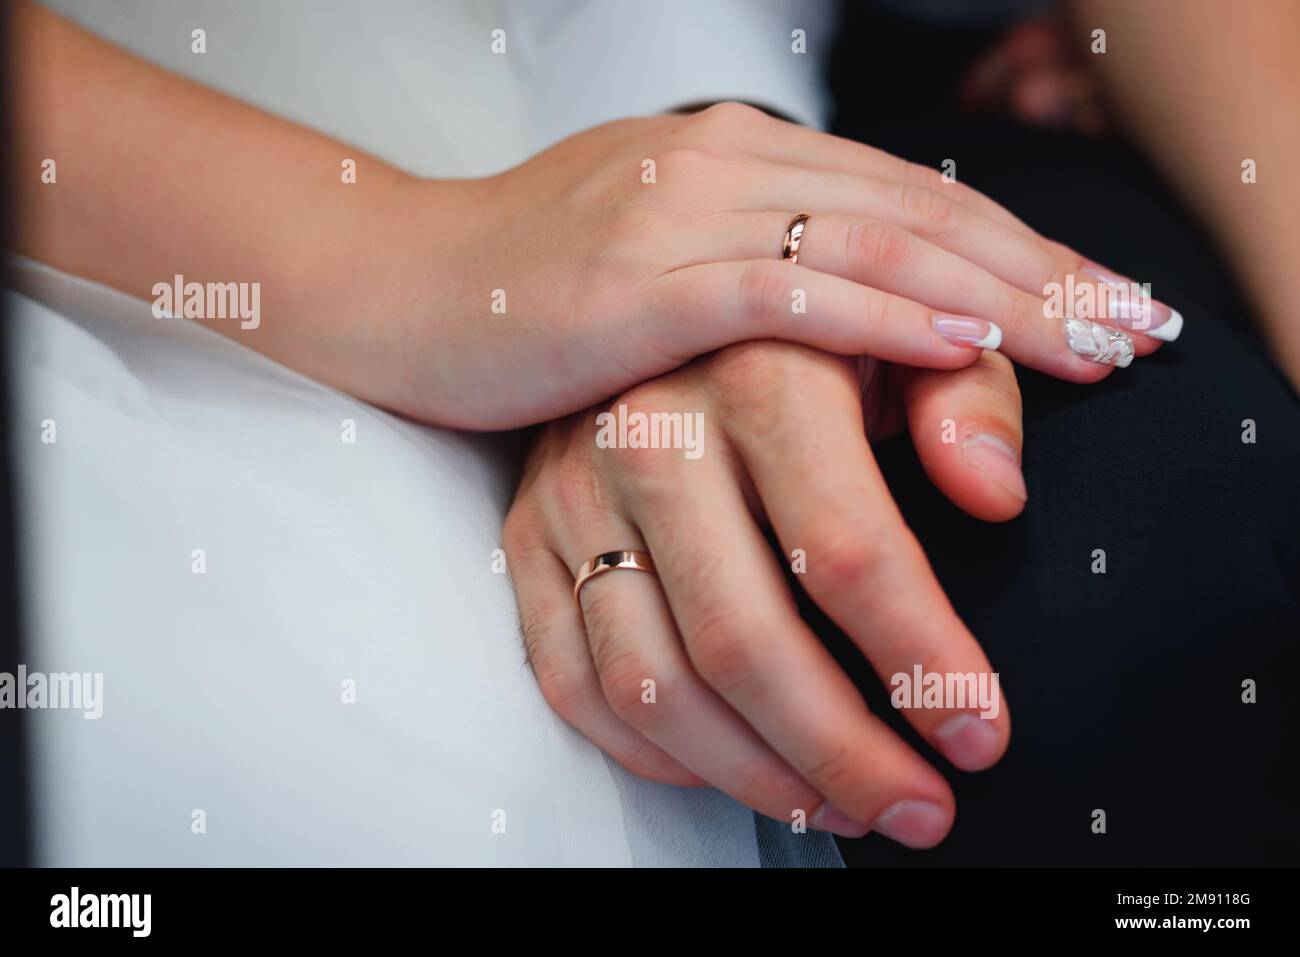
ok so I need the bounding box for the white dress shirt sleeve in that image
[505,0,838,153]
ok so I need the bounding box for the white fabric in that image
[7,257,765,866]
[505,0,836,152]
[14,0,836,865]
[38,0,832,177]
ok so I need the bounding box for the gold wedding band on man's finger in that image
[573,549,657,610]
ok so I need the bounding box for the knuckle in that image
[899,184,957,237]
[729,764,783,813]
[597,391,685,490]
[616,379,674,415]
[1008,284,1046,330]
[604,437,671,485]
[911,643,959,691]
[693,100,767,130]
[706,341,817,429]
[596,646,660,725]
[651,146,719,184]
[949,180,986,208]
[987,278,1030,332]
[706,340,787,406]
[847,220,912,282]
[531,652,594,724]
[1029,244,1076,299]
[737,258,789,326]
[973,357,1024,413]
[688,611,756,694]
[803,743,862,799]
[501,502,538,557]
[807,521,896,594]
[607,195,663,241]
[869,285,920,336]
[904,160,948,191]
[858,283,892,335]
[614,737,677,784]
[550,454,619,525]
[705,344,850,439]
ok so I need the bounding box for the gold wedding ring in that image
[573,550,657,606]
[782,213,810,264]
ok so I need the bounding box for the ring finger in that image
[544,476,828,828]
[739,164,1182,344]
[688,210,1153,382]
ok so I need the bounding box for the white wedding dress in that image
[9,0,842,865]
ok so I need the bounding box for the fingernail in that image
[811,803,871,838]
[1080,265,1183,341]
[961,433,1026,502]
[1064,317,1134,367]
[933,314,1002,350]
[872,800,951,849]
[934,713,1003,771]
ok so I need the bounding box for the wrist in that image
[290,171,495,420]
[374,174,505,422]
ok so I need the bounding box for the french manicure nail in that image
[872,800,951,849]
[811,803,871,838]
[934,713,1003,771]
[1080,265,1183,341]
[933,314,1002,350]
[1064,317,1134,367]
[961,433,1027,502]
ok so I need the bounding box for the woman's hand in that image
[503,339,1027,846]
[13,3,1176,431]
[407,102,1177,428]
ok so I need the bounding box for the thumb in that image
[898,351,1027,523]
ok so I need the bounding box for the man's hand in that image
[504,340,1025,846]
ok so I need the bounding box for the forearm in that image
[1070,0,1300,387]
[4,1,1166,434]
[6,1,464,412]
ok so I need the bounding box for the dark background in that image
[822,5,1300,867]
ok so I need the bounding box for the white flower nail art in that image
[1064,317,1135,367]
